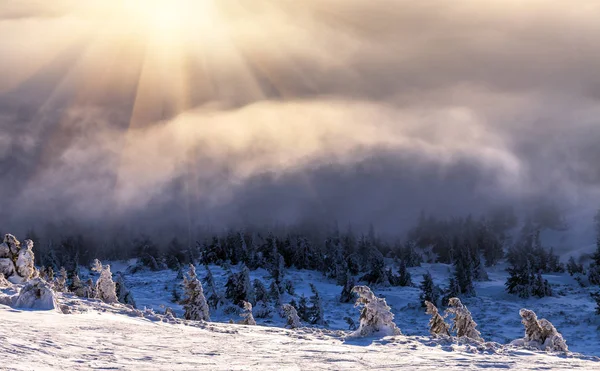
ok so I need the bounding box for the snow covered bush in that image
[425,301,450,337]
[445,297,483,342]
[282,303,301,329]
[115,272,136,308]
[92,259,118,304]
[512,309,568,352]
[0,235,37,283]
[182,264,210,321]
[350,285,401,337]
[15,239,36,281]
[53,267,68,293]
[238,301,256,326]
[14,278,58,310]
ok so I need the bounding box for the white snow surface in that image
[1,261,600,370]
[0,302,598,371]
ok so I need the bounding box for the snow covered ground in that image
[1,261,600,370]
[1,303,598,370]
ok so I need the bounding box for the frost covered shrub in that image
[53,267,68,293]
[425,301,450,337]
[0,235,37,283]
[238,301,256,326]
[92,259,118,304]
[182,264,210,321]
[115,272,136,308]
[14,278,58,310]
[445,297,483,342]
[282,303,301,329]
[351,285,401,337]
[512,309,568,352]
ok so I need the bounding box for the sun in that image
[119,0,219,43]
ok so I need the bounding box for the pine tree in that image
[395,260,413,287]
[425,301,450,336]
[420,271,440,307]
[442,277,460,306]
[308,283,325,325]
[92,259,118,304]
[182,264,210,321]
[53,267,68,293]
[517,308,568,352]
[532,271,552,298]
[115,272,136,307]
[339,272,356,303]
[506,260,535,298]
[566,256,584,276]
[238,301,256,326]
[69,274,86,297]
[225,265,254,306]
[268,280,281,305]
[445,297,482,342]
[351,285,401,337]
[282,304,301,329]
[297,294,310,322]
[253,279,269,304]
[202,265,223,309]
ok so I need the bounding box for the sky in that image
[1,0,600,244]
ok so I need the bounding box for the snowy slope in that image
[1,303,599,371]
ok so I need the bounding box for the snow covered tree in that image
[53,267,68,292]
[515,309,568,352]
[115,272,136,307]
[282,303,301,329]
[225,265,254,307]
[16,239,36,281]
[84,278,95,298]
[92,259,118,304]
[566,256,584,276]
[506,260,535,298]
[238,301,256,325]
[202,265,223,309]
[14,278,58,310]
[268,280,281,305]
[419,271,440,307]
[532,271,552,298]
[308,283,325,325]
[297,294,310,322]
[339,272,356,303]
[351,285,401,337]
[182,264,210,321]
[425,301,450,336]
[391,260,412,287]
[445,297,482,342]
[69,274,86,297]
[253,279,269,304]
[442,277,460,306]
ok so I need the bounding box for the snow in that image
[1,303,598,371]
[0,260,599,369]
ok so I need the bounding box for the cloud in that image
[0,0,599,243]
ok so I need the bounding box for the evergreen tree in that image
[182,264,210,321]
[92,259,118,304]
[115,272,136,307]
[238,301,256,326]
[202,265,223,309]
[419,271,440,307]
[53,267,68,293]
[282,303,301,329]
[225,265,254,306]
[339,272,356,303]
[351,285,401,337]
[442,277,460,306]
[532,271,552,298]
[395,260,413,287]
[445,297,482,342]
[297,294,310,322]
[164,237,187,271]
[425,301,450,336]
[566,256,584,276]
[253,279,269,304]
[308,283,325,325]
[69,274,86,297]
[268,280,281,305]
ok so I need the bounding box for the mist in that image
[1,1,600,250]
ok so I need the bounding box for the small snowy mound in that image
[14,278,59,311]
[350,285,401,337]
[511,309,568,352]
